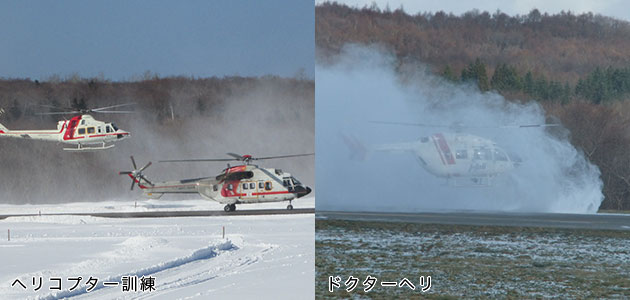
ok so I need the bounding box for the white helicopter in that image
[346,121,559,185]
[0,104,132,151]
[119,153,313,212]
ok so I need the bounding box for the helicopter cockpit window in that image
[243,183,248,190]
[291,177,302,186]
[87,127,95,134]
[78,128,86,135]
[106,126,112,133]
[265,181,272,191]
[111,123,119,131]
[283,179,291,187]
[455,150,468,160]
[494,149,508,161]
[473,149,492,161]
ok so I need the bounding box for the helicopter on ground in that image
[0,104,133,151]
[345,121,559,186]
[119,153,313,212]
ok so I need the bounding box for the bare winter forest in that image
[0,75,314,204]
[317,2,630,210]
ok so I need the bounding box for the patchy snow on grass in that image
[316,220,630,298]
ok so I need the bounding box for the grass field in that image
[316,219,630,299]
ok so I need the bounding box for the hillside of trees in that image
[317,2,630,210]
[0,75,314,204]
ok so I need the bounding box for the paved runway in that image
[0,208,315,220]
[317,210,630,231]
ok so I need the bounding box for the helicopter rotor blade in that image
[130,179,136,191]
[369,121,450,127]
[140,175,153,186]
[159,158,235,163]
[139,161,152,173]
[35,104,76,111]
[130,156,137,170]
[35,111,80,115]
[226,152,243,159]
[254,153,315,160]
[159,153,314,163]
[501,124,562,128]
[91,103,136,111]
[371,120,561,130]
[90,110,135,114]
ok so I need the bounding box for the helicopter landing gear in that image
[287,201,293,210]
[224,204,236,212]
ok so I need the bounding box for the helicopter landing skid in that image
[448,176,493,187]
[63,143,115,152]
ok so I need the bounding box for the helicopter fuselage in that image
[377,133,519,179]
[128,164,312,208]
[0,114,129,150]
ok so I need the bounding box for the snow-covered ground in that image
[0,197,314,299]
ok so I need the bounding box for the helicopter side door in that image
[470,147,492,175]
[239,180,259,201]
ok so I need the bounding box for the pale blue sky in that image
[0,1,314,81]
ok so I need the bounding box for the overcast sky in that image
[0,1,314,81]
[317,0,630,22]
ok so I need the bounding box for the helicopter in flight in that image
[0,103,133,151]
[119,152,313,212]
[345,121,559,186]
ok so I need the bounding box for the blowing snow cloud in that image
[316,45,603,213]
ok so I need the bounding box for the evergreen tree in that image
[461,58,489,91]
[523,71,534,95]
[441,65,457,81]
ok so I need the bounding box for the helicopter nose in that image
[295,186,312,198]
[116,130,130,139]
[509,152,522,167]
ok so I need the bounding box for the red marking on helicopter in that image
[433,133,455,165]
[63,116,81,140]
[221,180,243,197]
[253,191,291,196]
[226,165,247,173]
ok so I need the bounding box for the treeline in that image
[445,60,630,105]
[316,2,630,83]
[317,2,630,210]
[0,75,313,127]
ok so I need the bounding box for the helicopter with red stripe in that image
[119,153,313,212]
[347,121,559,186]
[0,103,132,151]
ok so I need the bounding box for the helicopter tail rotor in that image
[119,156,153,190]
[340,133,368,161]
